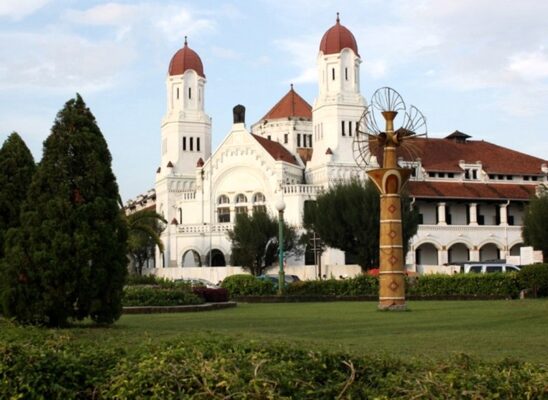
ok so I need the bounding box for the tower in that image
[156,37,211,232]
[308,14,366,178]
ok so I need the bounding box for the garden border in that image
[123,301,237,314]
[234,294,508,302]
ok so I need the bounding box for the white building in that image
[132,17,547,280]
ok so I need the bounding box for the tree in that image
[127,209,166,276]
[523,191,548,262]
[0,132,35,258]
[305,179,419,271]
[228,210,297,276]
[1,94,127,326]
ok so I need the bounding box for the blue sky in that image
[1,0,547,201]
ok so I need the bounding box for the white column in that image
[439,247,449,265]
[469,203,478,226]
[437,202,447,225]
[469,248,480,261]
[230,207,236,224]
[499,203,508,226]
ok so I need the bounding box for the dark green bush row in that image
[519,263,548,297]
[1,332,546,399]
[122,286,203,307]
[408,273,521,298]
[221,274,276,296]
[287,275,379,296]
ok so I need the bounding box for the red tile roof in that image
[385,137,546,175]
[408,181,536,201]
[319,14,359,56]
[261,85,312,121]
[252,134,299,165]
[168,38,205,78]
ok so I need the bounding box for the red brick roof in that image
[261,85,312,121]
[252,134,299,165]
[168,38,205,78]
[408,181,536,201]
[319,14,359,56]
[389,137,546,175]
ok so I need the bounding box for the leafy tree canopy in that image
[304,179,419,270]
[0,132,35,257]
[228,210,297,276]
[126,208,166,276]
[523,191,548,262]
[1,94,127,326]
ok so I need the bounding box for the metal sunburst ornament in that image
[353,87,427,311]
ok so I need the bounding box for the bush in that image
[122,286,203,307]
[407,273,521,298]
[221,274,276,296]
[286,275,379,296]
[519,264,548,297]
[126,274,162,285]
[192,287,229,303]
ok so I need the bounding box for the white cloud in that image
[508,48,548,81]
[0,32,136,92]
[211,46,239,60]
[274,35,318,84]
[154,7,216,43]
[0,0,50,20]
[63,3,142,26]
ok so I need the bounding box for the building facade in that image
[126,17,547,280]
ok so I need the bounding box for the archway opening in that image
[416,243,438,265]
[182,250,202,267]
[206,249,226,267]
[510,243,523,256]
[448,243,470,263]
[479,243,500,261]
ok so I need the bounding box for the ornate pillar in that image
[367,111,411,311]
[469,203,478,225]
[437,202,447,225]
[499,203,508,226]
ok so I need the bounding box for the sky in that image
[1,0,547,202]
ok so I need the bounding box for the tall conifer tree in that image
[0,132,35,258]
[1,95,127,326]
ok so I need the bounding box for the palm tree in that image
[126,209,166,276]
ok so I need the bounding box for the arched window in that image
[235,193,247,203]
[252,192,266,213]
[235,193,248,215]
[218,195,230,205]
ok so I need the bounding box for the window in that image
[235,193,247,203]
[188,88,192,99]
[218,195,230,205]
[345,67,348,80]
[176,87,179,99]
[235,206,247,215]
[308,134,312,147]
[284,134,288,144]
[469,266,482,273]
[348,121,352,136]
[253,192,265,203]
[267,135,271,140]
[486,266,502,273]
[182,137,186,151]
[178,208,182,223]
[217,207,230,223]
[189,137,194,151]
[341,120,345,136]
[253,205,266,213]
[197,137,200,152]
[297,134,301,147]
[332,68,335,80]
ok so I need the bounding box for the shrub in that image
[407,273,521,298]
[221,274,276,296]
[192,287,229,303]
[286,275,379,296]
[122,286,203,307]
[519,264,548,297]
[126,274,162,285]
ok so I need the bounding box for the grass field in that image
[36,300,546,363]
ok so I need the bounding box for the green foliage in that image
[286,275,379,296]
[0,132,35,258]
[519,263,548,297]
[305,179,419,270]
[1,332,546,399]
[221,274,276,296]
[125,274,166,286]
[191,287,229,302]
[227,210,298,276]
[407,273,521,298]
[126,209,166,276]
[122,286,203,306]
[1,94,127,326]
[523,194,548,262]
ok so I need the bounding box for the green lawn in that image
[40,300,547,363]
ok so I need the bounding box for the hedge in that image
[519,263,548,297]
[122,286,203,307]
[221,274,276,296]
[191,287,229,303]
[287,275,379,296]
[0,333,546,399]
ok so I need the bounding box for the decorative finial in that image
[184,36,188,46]
[290,83,294,90]
[336,12,340,23]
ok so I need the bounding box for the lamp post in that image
[275,194,286,295]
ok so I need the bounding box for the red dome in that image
[319,14,359,56]
[168,37,205,78]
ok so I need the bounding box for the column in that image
[499,203,508,226]
[437,202,447,225]
[469,247,480,261]
[469,203,478,226]
[230,207,236,224]
[439,247,449,265]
